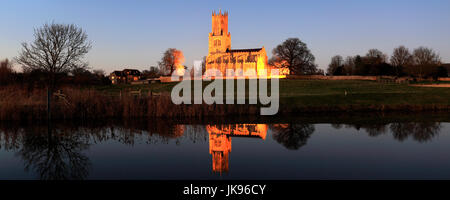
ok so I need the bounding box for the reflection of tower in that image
[209,133,231,173]
[206,124,268,173]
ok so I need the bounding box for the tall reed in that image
[0,86,260,121]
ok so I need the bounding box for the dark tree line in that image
[141,66,161,79]
[333,122,441,143]
[0,59,111,89]
[0,59,14,85]
[327,46,447,78]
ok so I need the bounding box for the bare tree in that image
[343,56,355,75]
[269,38,317,75]
[327,55,343,75]
[15,23,91,120]
[390,46,412,76]
[158,48,184,76]
[366,49,388,64]
[390,46,412,67]
[16,23,91,86]
[406,47,441,78]
[412,47,441,66]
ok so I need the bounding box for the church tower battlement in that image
[209,10,231,54]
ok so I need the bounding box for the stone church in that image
[205,10,269,77]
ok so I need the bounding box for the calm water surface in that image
[0,114,449,180]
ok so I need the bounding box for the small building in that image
[109,71,124,84]
[109,69,141,84]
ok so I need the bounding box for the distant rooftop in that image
[110,69,141,76]
[226,48,262,53]
[111,71,123,76]
[123,69,140,72]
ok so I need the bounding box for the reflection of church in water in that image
[206,124,268,173]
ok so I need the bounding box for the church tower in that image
[209,10,231,54]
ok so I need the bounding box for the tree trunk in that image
[47,86,52,121]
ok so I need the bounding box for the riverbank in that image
[1,80,449,120]
[412,84,450,88]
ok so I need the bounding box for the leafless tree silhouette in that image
[15,23,91,119]
[269,38,317,75]
[366,49,388,64]
[390,46,413,75]
[16,23,91,86]
[406,47,441,78]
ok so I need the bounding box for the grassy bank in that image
[277,80,450,113]
[95,79,450,112]
[1,80,449,120]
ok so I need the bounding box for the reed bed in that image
[0,86,260,121]
[1,81,450,121]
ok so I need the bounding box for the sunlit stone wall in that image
[205,10,271,78]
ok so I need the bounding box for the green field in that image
[93,79,450,112]
[278,80,450,109]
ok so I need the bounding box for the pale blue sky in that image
[1,0,449,73]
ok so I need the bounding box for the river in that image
[0,113,449,180]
